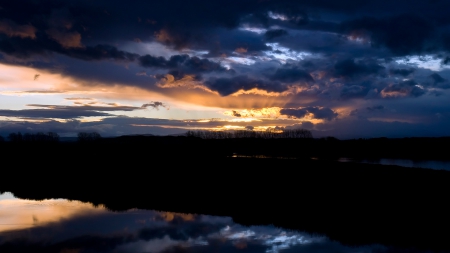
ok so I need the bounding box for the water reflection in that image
[0,193,106,232]
[338,158,450,171]
[0,192,406,253]
[231,154,450,171]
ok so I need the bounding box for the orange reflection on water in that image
[0,195,106,233]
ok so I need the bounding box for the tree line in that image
[0,132,102,142]
[186,129,313,139]
[6,132,60,142]
[0,129,313,142]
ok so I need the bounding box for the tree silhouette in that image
[8,132,23,142]
[77,132,102,142]
[46,132,60,142]
[7,132,59,142]
[186,129,313,139]
[23,132,60,142]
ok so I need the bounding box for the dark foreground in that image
[1,138,450,252]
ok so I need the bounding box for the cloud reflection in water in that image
[0,192,390,253]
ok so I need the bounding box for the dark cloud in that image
[441,32,450,52]
[26,104,142,112]
[0,19,36,39]
[43,55,160,89]
[429,90,445,97]
[0,104,149,119]
[0,0,449,59]
[428,73,450,89]
[443,56,450,65]
[141,102,167,110]
[280,107,338,121]
[232,111,242,117]
[389,68,415,77]
[280,108,309,118]
[205,76,285,96]
[204,29,271,57]
[0,14,139,60]
[269,66,314,83]
[334,59,384,78]
[340,85,371,99]
[366,105,385,112]
[381,80,426,98]
[285,121,315,130]
[0,109,110,119]
[0,118,183,137]
[264,29,288,40]
[139,54,187,69]
[0,35,138,61]
[65,44,139,61]
[0,0,273,57]
[429,73,446,84]
[138,222,225,242]
[139,54,227,74]
[341,14,434,55]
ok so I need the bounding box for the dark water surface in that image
[337,158,450,171]
[0,192,402,253]
[232,154,450,171]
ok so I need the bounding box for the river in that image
[0,192,399,253]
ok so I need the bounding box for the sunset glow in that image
[0,1,449,139]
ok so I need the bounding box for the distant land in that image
[2,130,450,160]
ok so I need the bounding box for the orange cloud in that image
[224,107,283,118]
[234,47,247,54]
[230,85,310,97]
[46,29,83,48]
[224,107,327,124]
[0,19,36,39]
[159,212,195,222]
[0,63,312,114]
[156,74,217,94]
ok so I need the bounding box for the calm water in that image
[0,192,392,253]
[231,154,450,171]
[337,158,450,171]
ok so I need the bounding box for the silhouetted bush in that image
[186,129,313,139]
[7,132,59,142]
[77,132,102,142]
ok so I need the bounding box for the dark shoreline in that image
[2,139,450,252]
[3,135,450,160]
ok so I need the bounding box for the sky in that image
[1,0,450,138]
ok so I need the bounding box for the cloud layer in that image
[1,0,450,137]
